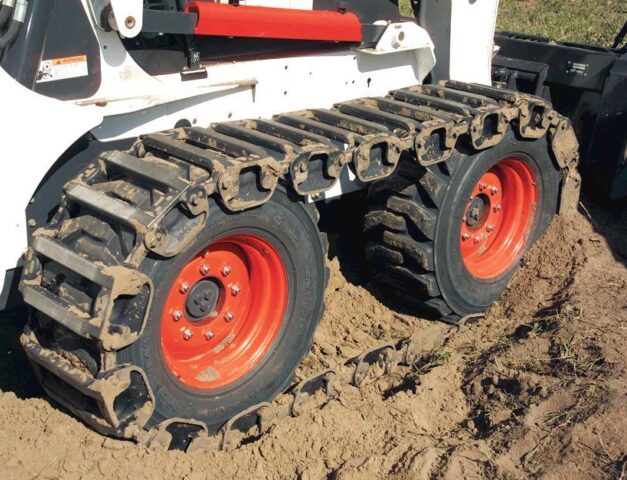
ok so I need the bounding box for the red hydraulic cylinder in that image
[185,2,363,42]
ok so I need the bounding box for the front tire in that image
[365,127,560,320]
[117,191,327,432]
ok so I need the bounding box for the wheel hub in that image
[460,158,538,279]
[465,196,486,227]
[186,279,221,321]
[160,234,288,390]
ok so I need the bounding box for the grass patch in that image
[418,350,453,373]
[551,335,607,378]
[399,0,624,47]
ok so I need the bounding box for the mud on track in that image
[0,204,625,480]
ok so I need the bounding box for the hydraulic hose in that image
[0,0,15,31]
[0,0,27,52]
[612,20,627,50]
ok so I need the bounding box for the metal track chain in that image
[17,81,580,450]
[145,325,452,452]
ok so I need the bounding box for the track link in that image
[19,81,580,450]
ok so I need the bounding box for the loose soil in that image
[0,204,625,480]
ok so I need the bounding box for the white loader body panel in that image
[0,66,103,307]
[421,0,500,85]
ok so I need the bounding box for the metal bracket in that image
[357,22,436,83]
[220,402,271,451]
[88,0,143,38]
[350,342,395,386]
[290,368,338,416]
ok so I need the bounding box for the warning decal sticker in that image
[36,55,89,83]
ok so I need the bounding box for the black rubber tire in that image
[117,191,327,433]
[365,127,560,320]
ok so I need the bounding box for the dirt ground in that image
[0,201,625,480]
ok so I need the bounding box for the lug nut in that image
[200,264,210,275]
[479,183,487,191]
[462,233,470,241]
[173,310,183,321]
[487,224,495,233]
[493,204,502,212]
[179,282,190,294]
[204,331,215,341]
[221,265,232,277]
[473,236,481,244]
[231,284,241,296]
[225,312,234,322]
[490,186,499,195]
[183,328,193,341]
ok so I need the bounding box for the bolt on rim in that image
[460,157,538,280]
[160,234,288,389]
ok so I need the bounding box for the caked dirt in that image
[0,204,625,480]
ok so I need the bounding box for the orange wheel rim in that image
[160,234,288,389]
[460,158,538,279]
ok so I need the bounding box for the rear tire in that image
[365,127,560,320]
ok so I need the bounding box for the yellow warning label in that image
[51,55,87,66]
[36,55,89,83]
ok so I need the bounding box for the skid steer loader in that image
[0,0,582,450]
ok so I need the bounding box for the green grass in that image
[399,0,625,47]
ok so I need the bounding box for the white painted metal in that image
[81,12,436,141]
[0,66,103,305]
[420,0,499,85]
[358,22,436,83]
[108,0,143,38]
